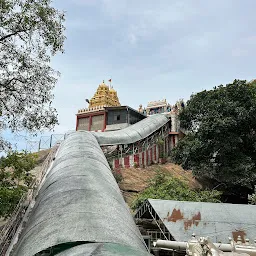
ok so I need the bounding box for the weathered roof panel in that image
[147,199,256,243]
[92,114,169,145]
[12,132,151,256]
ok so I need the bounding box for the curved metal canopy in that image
[12,132,151,256]
[92,114,169,145]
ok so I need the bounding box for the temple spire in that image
[88,80,121,108]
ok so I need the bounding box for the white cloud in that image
[4,0,256,151]
[128,33,137,45]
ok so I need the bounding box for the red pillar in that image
[134,154,139,165]
[142,152,145,167]
[114,159,120,169]
[124,156,130,168]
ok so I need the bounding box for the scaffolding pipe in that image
[154,240,231,252]
[154,240,256,256]
[153,240,187,251]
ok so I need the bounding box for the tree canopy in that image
[172,79,256,201]
[0,151,37,217]
[0,0,65,150]
[132,171,222,210]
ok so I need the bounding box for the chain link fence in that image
[24,132,73,152]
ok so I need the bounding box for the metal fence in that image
[38,134,66,151]
[23,133,70,152]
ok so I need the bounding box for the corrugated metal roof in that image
[146,199,256,243]
[12,132,151,256]
[92,114,169,145]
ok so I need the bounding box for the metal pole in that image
[38,138,41,151]
[153,240,256,254]
[50,134,53,148]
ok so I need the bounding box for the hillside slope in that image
[118,163,201,208]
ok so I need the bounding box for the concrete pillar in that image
[171,113,176,132]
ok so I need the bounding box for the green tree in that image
[0,186,25,218]
[131,171,222,210]
[0,151,37,217]
[0,151,37,185]
[172,79,256,200]
[0,0,65,151]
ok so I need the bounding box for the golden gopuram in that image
[88,80,121,109]
[76,80,124,131]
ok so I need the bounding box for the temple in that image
[138,99,183,116]
[76,81,146,131]
[88,80,121,108]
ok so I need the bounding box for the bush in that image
[112,169,123,183]
[131,170,222,210]
[134,162,139,168]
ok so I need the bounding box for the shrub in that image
[112,169,123,183]
[131,170,222,210]
[134,162,139,168]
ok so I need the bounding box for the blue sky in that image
[4,0,256,151]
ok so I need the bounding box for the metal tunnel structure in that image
[11,131,154,256]
[92,114,169,145]
[11,114,172,255]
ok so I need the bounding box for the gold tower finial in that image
[88,80,121,108]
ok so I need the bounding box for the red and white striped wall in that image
[112,145,158,169]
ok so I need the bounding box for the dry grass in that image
[36,149,51,164]
[118,162,202,207]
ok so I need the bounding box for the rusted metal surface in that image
[167,209,201,230]
[139,199,256,243]
[232,230,247,243]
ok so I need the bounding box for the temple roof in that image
[147,99,167,108]
[89,81,121,108]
